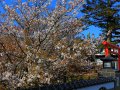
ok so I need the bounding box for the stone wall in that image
[17,77,115,90]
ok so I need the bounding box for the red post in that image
[104,45,109,57]
[102,41,109,57]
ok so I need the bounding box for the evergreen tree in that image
[81,0,120,42]
[112,29,120,42]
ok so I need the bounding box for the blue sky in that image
[82,26,101,38]
[2,0,101,38]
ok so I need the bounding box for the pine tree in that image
[112,29,120,43]
[81,0,120,42]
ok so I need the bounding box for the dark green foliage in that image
[81,0,120,42]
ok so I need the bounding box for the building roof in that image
[100,56,117,61]
[95,54,118,60]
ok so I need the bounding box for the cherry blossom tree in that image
[0,0,103,89]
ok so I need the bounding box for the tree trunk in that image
[106,29,112,42]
